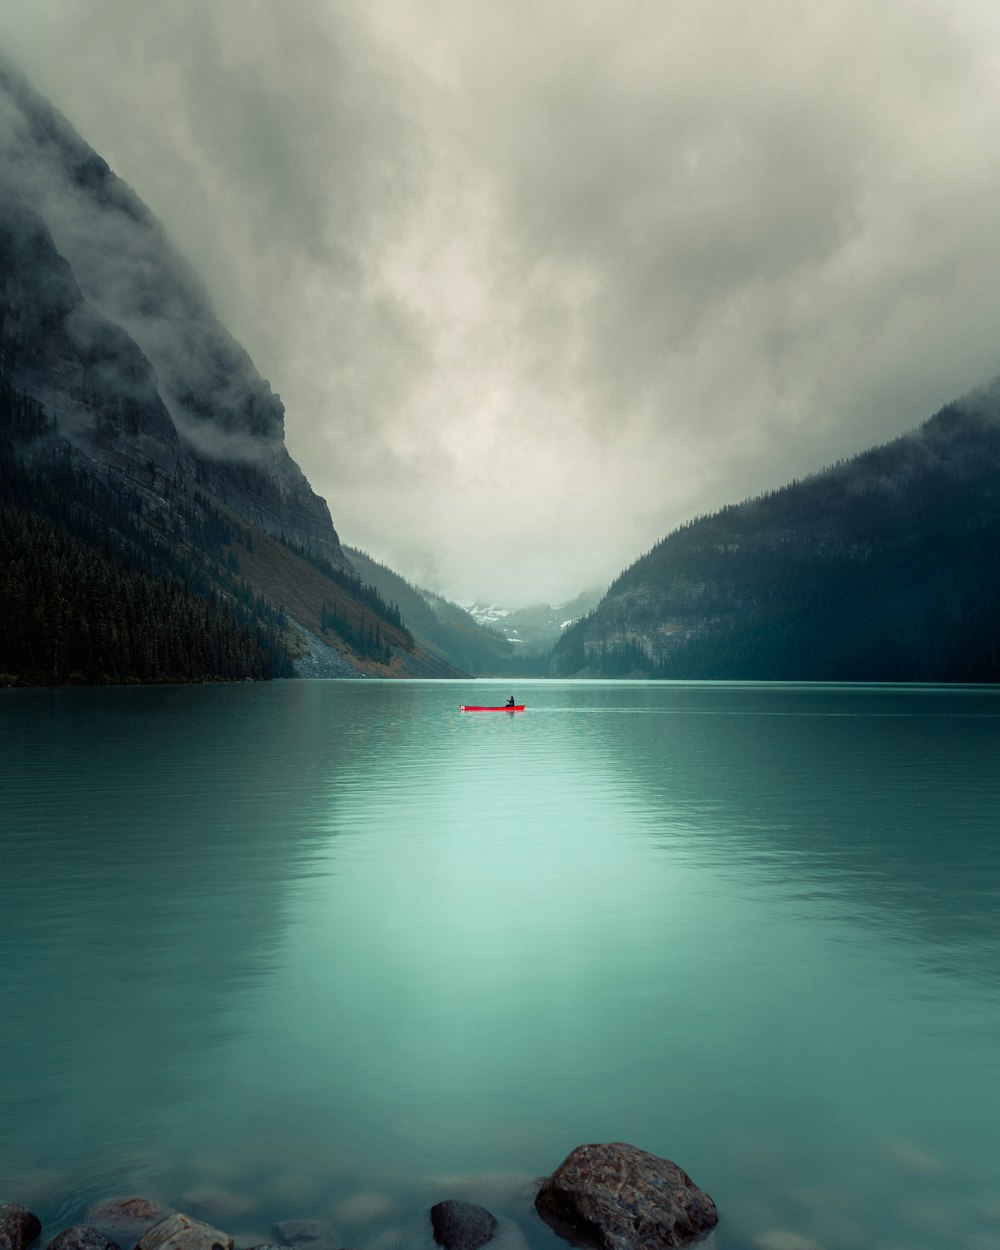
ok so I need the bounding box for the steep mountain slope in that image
[552,396,1000,681]
[344,547,520,674]
[0,371,461,684]
[0,56,340,564]
[0,379,294,684]
[0,59,461,683]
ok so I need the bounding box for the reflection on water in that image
[2,680,999,1250]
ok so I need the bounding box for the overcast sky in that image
[8,0,1000,604]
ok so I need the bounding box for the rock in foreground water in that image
[85,1199,170,1246]
[271,1220,334,1250]
[0,1206,42,1250]
[136,1214,233,1250]
[430,1200,498,1250]
[534,1142,718,1250]
[47,1227,122,1250]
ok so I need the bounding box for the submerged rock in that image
[136,1214,233,1250]
[271,1221,334,1250]
[534,1142,717,1250]
[0,1206,42,1250]
[430,1201,498,1250]
[47,1227,121,1250]
[84,1199,169,1245]
[475,1217,528,1250]
[179,1189,256,1223]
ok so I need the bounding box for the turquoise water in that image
[2,680,999,1250]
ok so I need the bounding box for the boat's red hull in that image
[461,705,525,712]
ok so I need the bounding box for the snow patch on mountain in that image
[460,590,604,650]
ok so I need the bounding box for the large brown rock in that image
[135,1214,232,1250]
[0,1206,42,1250]
[534,1142,718,1250]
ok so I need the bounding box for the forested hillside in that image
[0,379,293,684]
[0,377,448,685]
[552,399,1000,681]
[344,547,529,674]
[0,61,466,685]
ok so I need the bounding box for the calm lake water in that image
[2,680,1000,1250]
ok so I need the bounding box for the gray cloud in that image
[7,0,1000,603]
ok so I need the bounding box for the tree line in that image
[1,380,294,685]
[280,534,415,648]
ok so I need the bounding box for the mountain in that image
[344,549,602,675]
[0,58,460,684]
[464,589,604,652]
[344,547,530,675]
[551,395,1000,681]
[0,56,339,563]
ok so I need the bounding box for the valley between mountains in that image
[3,54,1000,686]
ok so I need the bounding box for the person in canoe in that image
[505,695,516,707]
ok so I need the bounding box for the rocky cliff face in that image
[0,56,344,566]
[0,197,185,483]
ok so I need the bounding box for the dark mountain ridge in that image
[552,395,1000,681]
[0,58,463,683]
[0,55,341,565]
[0,380,295,684]
[0,371,452,684]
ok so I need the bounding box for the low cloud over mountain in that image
[10,2,1000,603]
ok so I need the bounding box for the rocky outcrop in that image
[135,1214,232,1250]
[289,619,362,678]
[0,1206,41,1250]
[429,1200,498,1250]
[534,1142,718,1250]
[46,1227,120,1250]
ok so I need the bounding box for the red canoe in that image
[460,705,525,712]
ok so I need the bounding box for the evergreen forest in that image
[0,379,294,685]
[552,402,1000,682]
